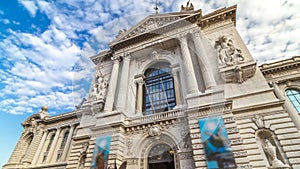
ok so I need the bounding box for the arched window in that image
[143,63,176,115]
[285,89,300,112]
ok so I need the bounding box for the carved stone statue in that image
[181,0,194,12]
[39,105,49,119]
[264,139,290,168]
[89,69,109,109]
[215,35,245,67]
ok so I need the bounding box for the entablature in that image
[259,56,300,75]
[199,5,237,29]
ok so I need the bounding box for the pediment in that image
[109,10,201,47]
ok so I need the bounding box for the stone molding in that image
[198,5,237,29]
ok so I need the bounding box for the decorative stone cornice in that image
[109,11,201,51]
[198,5,237,29]
[90,50,113,65]
[259,56,300,75]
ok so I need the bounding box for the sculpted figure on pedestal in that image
[264,139,290,168]
[215,35,245,67]
[89,70,108,104]
[39,105,49,119]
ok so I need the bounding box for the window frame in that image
[142,63,176,115]
[285,88,300,113]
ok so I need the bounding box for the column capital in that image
[191,28,201,37]
[135,78,144,85]
[170,64,180,76]
[123,52,131,60]
[171,68,180,76]
[111,55,122,63]
[177,33,187,41]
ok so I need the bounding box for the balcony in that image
[129,109,185,125]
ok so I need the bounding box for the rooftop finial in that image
[154,0,158,14]
[180,0,194,12]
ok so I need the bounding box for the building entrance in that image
[148,144,175,169]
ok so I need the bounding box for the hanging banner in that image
[198,116,236,169]
[91,135,112,169]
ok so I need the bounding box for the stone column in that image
[104,55,121,112]
[46,128,62,163]
[31,130,48,165]
[60,125,75,161]
[172,67,182,105]
[135,76,144,113]
[178,33,199,94]
[117,53,131,112]
[271,82,300,129]
[192,29,217,89]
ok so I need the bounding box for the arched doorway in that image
[148,143,175,169]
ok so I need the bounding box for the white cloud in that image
[1,0,299,116]
[18,0,38,17]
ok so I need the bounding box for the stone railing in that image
[130,109,185,124]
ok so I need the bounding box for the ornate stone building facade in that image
[4,4,300,169]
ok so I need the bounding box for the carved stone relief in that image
[119,16,181,42]
[148,124,162,139]
[214,35,256,83]
[252,115,265,128]
[22,118,38,139]
[88,67,109,112]
[126,136,135,157]
[215,35,245,67]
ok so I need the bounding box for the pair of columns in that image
[178,30,216,94]
[104,29,216,112]
[32,125,75,165]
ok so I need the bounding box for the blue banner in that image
[199,116,236,169]
[91,135,112,169]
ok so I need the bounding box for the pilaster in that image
[117,53,131,112]
[31,130,48,165]
[21,129,43,165]
[104,55,121,112]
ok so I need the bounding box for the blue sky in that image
[0,0,299,167]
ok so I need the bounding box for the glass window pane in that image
[286,89,300,113]
[143,63,176,115]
